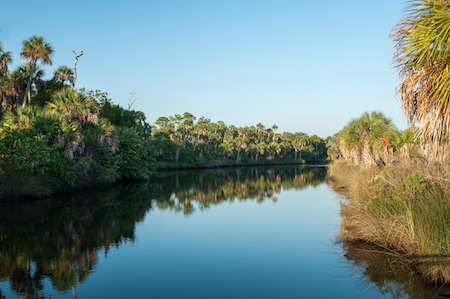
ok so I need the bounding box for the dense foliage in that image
[0,87,157,198]
[337,111,416,168]
[150,113,327,169]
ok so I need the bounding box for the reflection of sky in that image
[0,184,396,298]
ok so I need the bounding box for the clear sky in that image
[1,0,408,138]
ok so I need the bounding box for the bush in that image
[31,80,65,108]
[0,131,78,187]
[114,127,156,180]
[179,148,196,167]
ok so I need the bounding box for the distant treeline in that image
[151,112,328,169]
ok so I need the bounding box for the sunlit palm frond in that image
[391,0,450,160]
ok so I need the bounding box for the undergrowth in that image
[328,158,450,283]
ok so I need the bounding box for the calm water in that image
[0,166,443,298]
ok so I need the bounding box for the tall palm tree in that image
[391,0,450,160]
[20,36,53,107]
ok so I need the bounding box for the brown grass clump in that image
[328,158,450,283]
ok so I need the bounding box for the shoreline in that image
[0,161,327,202]
[327,160,450,284]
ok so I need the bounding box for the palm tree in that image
[271,124,278,142]
[0,42,12,91]
[20,36,53,107]
[11,64,45,105]
[291,134,308,161]
[53,65,74,85]
[340,111,395,167]
[46,88,99,127]
[391,0,450,160]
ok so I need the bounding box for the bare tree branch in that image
[71,48,84,88]
[127,91,137,110]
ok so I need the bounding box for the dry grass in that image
[328,158,450,283]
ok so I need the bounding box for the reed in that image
[328,158,450,282]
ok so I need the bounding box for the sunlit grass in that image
[328,159,450,282]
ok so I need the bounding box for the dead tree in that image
[71,48,84,88]
[127,92,137,110]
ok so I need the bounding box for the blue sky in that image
[1,0,407,137]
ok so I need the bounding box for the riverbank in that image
[0,160,328,201]
[328,159,450,283]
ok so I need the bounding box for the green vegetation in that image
[328,2,450,281]
[391,0,450,161]
[328,158,450,283]
[0,36,158,199]
[0,86,157,199]
[0,35,333,200]
[151,113,327,170]
[326,1,450,285]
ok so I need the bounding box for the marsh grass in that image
[328,158,450,282]
[0,171,53,200]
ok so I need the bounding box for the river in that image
[0,166,444,298]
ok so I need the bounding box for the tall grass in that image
[0,172,53,200]
[328,158,450,282]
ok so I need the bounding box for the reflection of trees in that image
[0,166,326,297]
[340,240,443,299]
[152,166,326,215]
[0,184,153,298]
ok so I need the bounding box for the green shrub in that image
[90,152,121,184]
[0,131,78,187]
[31,80,65,108]
[179,148,196,167]
[100,103,150,134]
[401,171,427,198]
[114,127,156,180]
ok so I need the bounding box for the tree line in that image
[0,36,329,199]
[151,112,327,169]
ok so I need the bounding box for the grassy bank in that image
[328,158,450,283]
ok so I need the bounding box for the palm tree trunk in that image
[23,62,36,107]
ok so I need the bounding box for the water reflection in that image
[0,166,325,298]
[0,185,153,299]
[339,240,449,299]
[3,165,449,298]
[152,166,326,215]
